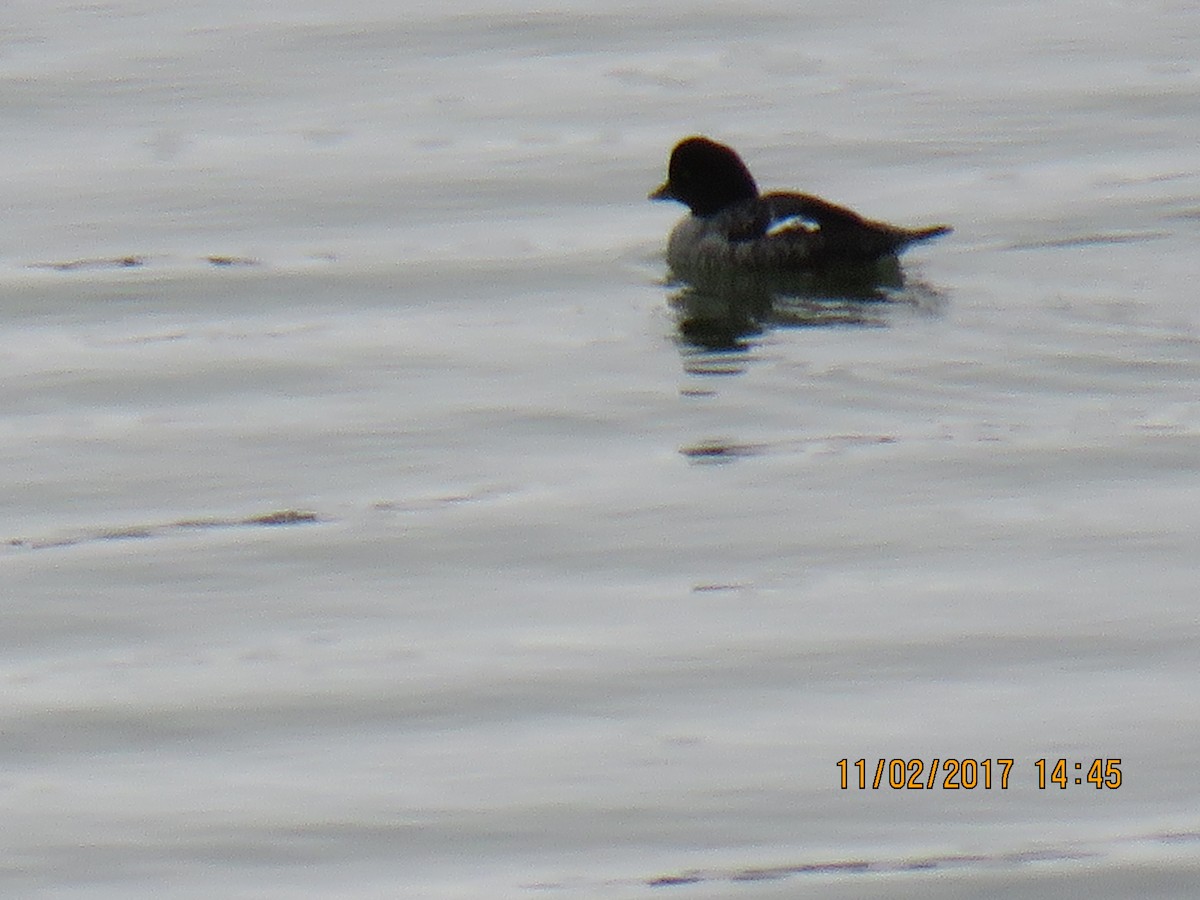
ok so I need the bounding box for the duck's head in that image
[649,136,760,216]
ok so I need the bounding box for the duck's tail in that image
[902,224,953,246]
[855,222,951,262]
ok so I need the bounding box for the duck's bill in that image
[649,182,674,201]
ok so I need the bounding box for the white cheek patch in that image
[765,215,821,237]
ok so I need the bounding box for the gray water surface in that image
[3,1,1199,897]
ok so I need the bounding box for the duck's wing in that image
[754,192,951,262]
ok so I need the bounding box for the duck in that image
[650,136,950,282]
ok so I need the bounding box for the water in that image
[3,1,1200,896]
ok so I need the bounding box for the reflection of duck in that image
[670,282,896,354]
[650,136,951,283]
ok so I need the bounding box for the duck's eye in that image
[766,216,821,237]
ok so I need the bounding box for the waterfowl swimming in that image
[650,136,950,281]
